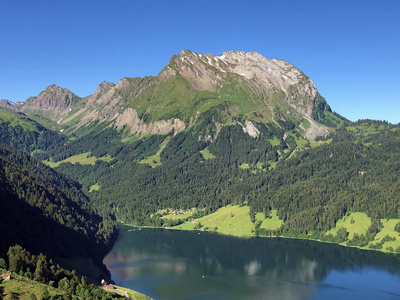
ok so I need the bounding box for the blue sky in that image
[1,0,399,123]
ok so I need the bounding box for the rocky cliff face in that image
[9,50,334,140]
[0,99,15,109]
[161,50,321,119]
[19,84,81,120]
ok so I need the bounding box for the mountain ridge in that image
[7,50,337,140]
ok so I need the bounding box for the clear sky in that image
[1,0,399,123]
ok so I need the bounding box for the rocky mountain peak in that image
[19,84,81,120]
[6,49,333,140]
[166,50,321,118]
[93,81,115,98]
[0,99,15,109]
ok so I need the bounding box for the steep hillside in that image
[0,108,66,160]
[51,120,400,251]
[0,144,118,263]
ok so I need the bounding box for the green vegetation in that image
[111,286,151,300]
[2,96,400,256]
[46,120,400,252]
[370,219,400,251]
[44,152,112,168]
[139,139,168,168]
[89,183,101,192]
[0,245,130,299]
[239,162,250,169]
[174,205,255,236]
[0,144,118,263]
[200,147,216,160]
[1,270,67,299]
[256,210,283,231]
[326,212,371,240]
[0,108,66,160]
[160,209,193,221]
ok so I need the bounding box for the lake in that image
[103,226,400,300]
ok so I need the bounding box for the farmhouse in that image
[2,274,11,280]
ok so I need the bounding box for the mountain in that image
[16,50,340,140]
[18,84,81,120]
[0,99,14,109]
[3,50,398,253]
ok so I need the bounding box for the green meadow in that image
[139,139,168,168]
[256,210,283,231]
[173,205,284,237]
[44,152,112,168]
[326,212,371,240]
[200,147,216,160]
[370,219,400,251]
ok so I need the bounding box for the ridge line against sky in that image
[1,0,399,123]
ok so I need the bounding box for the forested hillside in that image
[0,144,118,263]
[1,93,400,252]
[0,245,127,299]
[51,117,400,245]
[0,108,66,160]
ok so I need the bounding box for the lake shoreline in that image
[116,221,399,256]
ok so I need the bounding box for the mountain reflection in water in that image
[104,227,400,300]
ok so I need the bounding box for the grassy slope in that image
[139,140,168,168]
[104,285,151,300]
[89,183,101,192]
[0,268,150,300]
[44,152,112,168]
[173,205,283,237]
[256,210,283,230]
[326,212,371,240]
[372,219,400,250]
[0,270,66,299]
[200,147,216,160]
[170,206,400,254]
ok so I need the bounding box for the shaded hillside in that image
[0,144,117,262]
[0,108,66,160]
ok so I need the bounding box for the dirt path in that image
[116,288,129,297]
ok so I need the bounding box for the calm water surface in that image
[103,226,400,300]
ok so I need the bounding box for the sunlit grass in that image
[44,152,112,168]
[370,219,400,251]
[255,210,283,230]
[326,212,371,240]
[89,183,100,192]
[173,205,255,236]
[200,147,216,160]
[139,141,168,168]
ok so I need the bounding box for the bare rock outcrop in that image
[19,84,81,120]
[115,108,185,136]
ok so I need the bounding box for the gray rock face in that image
[162,50,320,119]
[19,84,81,120]
[7,50,332,140]
[0,99,15,109]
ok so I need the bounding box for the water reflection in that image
[104,227,400,300]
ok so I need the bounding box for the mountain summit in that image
[13,50,338,139]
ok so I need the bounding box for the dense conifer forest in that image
[0,144,118,263]
[1,105,400,257]
[52,118,400,247]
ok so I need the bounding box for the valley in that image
[1,50,399,299]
